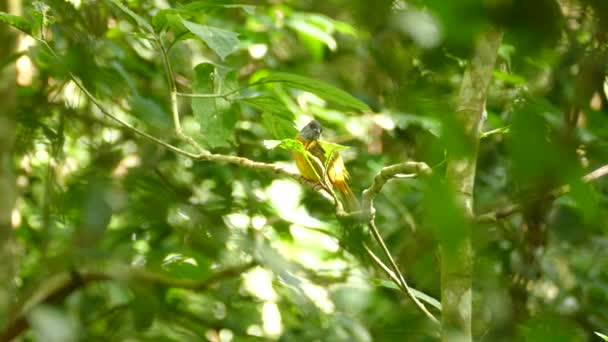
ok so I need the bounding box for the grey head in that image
[299,120,323,140]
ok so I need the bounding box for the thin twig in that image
[155,36,206,154]
[68,73,199,159]
[366,219,439,324]
[176,80,277,100]
[363,243,441,311]
[477,163,608,223]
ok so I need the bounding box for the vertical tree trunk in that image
[0,0,21,330]
[441,30,503,341]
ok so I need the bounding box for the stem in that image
[441,30,502,342]
[477,163,608,223]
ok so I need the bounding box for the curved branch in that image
[361,161,432,215]
[355,161,437,323]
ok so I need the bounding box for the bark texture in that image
[441,30,503,342]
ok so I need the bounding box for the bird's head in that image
[298,120,323,140]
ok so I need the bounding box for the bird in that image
[293,120,359,212]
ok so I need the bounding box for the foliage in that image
[1,0,608,341]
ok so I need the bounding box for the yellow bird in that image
[293,120,359,212]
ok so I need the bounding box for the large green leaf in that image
[192,63,238,148]
[242,96,297,139]
[182,20,239,60]
[0,11,32,35]
[258,72,369,111]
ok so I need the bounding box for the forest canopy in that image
[1,0,608,341]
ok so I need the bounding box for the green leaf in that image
[182,20,239,60]
[0,11,32,35]
[409,288,442,311]
[596,332,608,341]
[152,9,183,33]
[107,0,154,33]
[317,140,348,170]
[192,63,238,148]
[264,138,306,153]
[242,96,297,139]
[318,140,348,158]
[493,70,526,85]
[258,72,369,111]
[374,279,442,311]
[287,17,337,51]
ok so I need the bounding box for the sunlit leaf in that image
[595,332,608,341]
[182,20,239,60]
[0,11,32,35]
[258,72,369,111]
[493,70,526,85]
[265,138,305,152]
[287,17,337,51]
[317,140,348,170]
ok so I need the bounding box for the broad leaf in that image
[0,11,32,35]
[192,63,238,147]
[242,96,297,139]
[182,20,239,60]
[258,72,369,111]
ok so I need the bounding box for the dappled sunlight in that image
[3,0,608,340]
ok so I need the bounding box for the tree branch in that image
[366,220,439,324]
[354,161,438,323]
[441,29,503,341]
[361,161,432,216]
[1,262,257,341]
[476,163,608,223]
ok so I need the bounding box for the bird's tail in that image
[335,180,360,212]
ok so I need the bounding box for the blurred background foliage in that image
[1,0,608,341]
